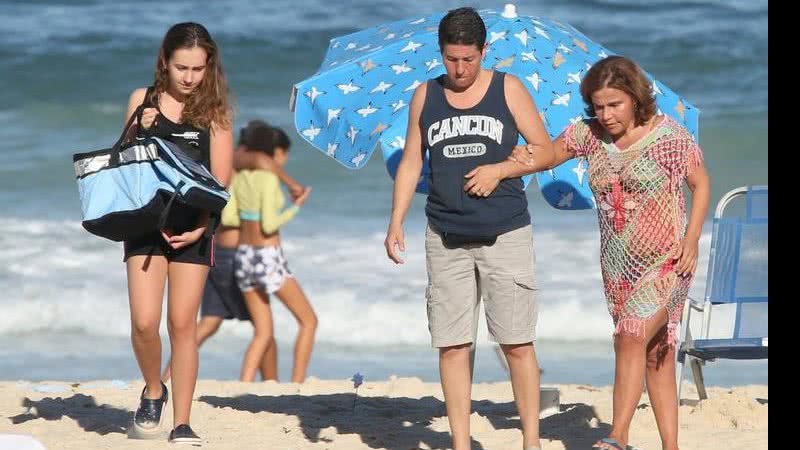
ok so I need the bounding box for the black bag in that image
[441,232,497,248]
[72,106,229,242]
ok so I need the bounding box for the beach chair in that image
[677,185,768,400]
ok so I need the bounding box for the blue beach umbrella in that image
[290,3,699,210]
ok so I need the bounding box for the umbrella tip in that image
[289,86,298,112]
[501,3,518,19]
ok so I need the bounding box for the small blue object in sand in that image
[352,372,364,389]
[351,372,364,412]
[79,380,130,390]
[110,379,129,389]
[31,384,70,393]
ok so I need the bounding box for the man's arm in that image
[384,83,427,264]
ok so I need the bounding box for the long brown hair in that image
[150,22,232,129]
[580,56,657,126]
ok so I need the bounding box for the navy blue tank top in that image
[142,86,211,168]
[421,71,530,236]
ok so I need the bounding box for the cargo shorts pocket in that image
[425,283,439,333]
[512,271,538,331]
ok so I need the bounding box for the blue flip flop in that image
[592,437,626,450]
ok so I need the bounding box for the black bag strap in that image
[158,180,186,230]
[109,87,155,165]
[136,86,157,139]
[204,213,220,238]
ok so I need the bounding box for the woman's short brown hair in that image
[580,55,657,126]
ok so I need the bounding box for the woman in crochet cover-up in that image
[511,56,711,450]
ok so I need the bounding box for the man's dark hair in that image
[438,7,486,51]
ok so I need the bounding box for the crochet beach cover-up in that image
[563,115,705,350]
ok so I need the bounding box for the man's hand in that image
[464,164,503,197]
[384,222,406,264]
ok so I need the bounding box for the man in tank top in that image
[384,7,556,450]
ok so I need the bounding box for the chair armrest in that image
[686,296,705,310]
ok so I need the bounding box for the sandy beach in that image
[0,378,767,450]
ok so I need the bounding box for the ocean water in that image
[0,0,767,386]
